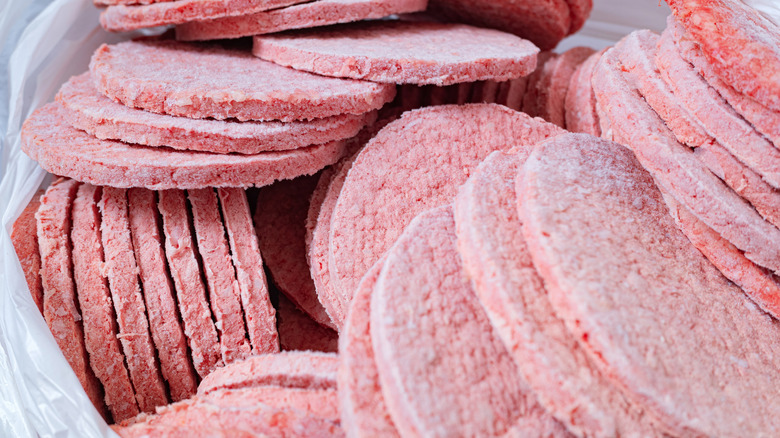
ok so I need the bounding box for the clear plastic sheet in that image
[0,0,676,436]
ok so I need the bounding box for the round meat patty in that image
[252,21,538,86]
[90,40,395,122]
[328,104,563,315]
[176,0,428,42]
[371,206,569,437]
[100,0,307,32]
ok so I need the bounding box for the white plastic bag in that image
[1,1,127,436]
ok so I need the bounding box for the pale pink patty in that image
[37,178,107,418]
[11,190,43,313]
[72,184,139,422]
[90,40,395,122]
[371,206,569,437]
[100,0,307,31]
[158,189,222,378]
[616,30,710,148]
[21,104,348,190]
[656,25,780,189]
[328,104,563,311]
[666,0,780,112]
[276,293,338,353]
[218,187,279,354]
[338,258,400,438]
[454,149,660,437]
[176,0,428,42]
[518,129,780,437]
[197,351,338,396]
[664,194,780,321]
[542,46,594,128]
[592,36,780,276]
[694,142,780,229]
[521,52,559,120]
[563,48,603,136]
[426,0,571,51]
[564,0,592,35]
[100,187,169,413]
[668,17,780,148]
[500,76,528,111]
[95,0,173,6]
[253,21,538,86]
[307,157,357,329]
[56,73,372,155]
[127,188,198,402]
[188,188,252,364]
[114,387,343,437]
[303,112,401,328]
[254,175,335,330]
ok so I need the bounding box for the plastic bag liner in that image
[1,0,129,435]
[4,0,776,436]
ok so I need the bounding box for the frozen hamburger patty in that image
[89,40,395,122]
[252,21,538,86]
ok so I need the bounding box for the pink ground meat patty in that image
[254,175,335,330]
[252,21,538,86]
[668,16,780,148]
[655,24,780,190]
[89,40,395,122]
[327,104,563,318]
[114,387,342,437]
[197,351,338,396]
[21,103,349,190]
[426,0,572,51]
[56,73,372,155]
[592,34,780,277]
[176,0,428,42]
[11,190,43,313]
[338,258,400,437]
[371,206,569,437]
[100,0,308,32]
[37,178,108,418]
[542,46,594,128]
[218,187,279,354]
[663,194,780,320]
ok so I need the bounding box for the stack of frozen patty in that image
[587,0,780,321]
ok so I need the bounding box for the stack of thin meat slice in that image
[587,0,780,320]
